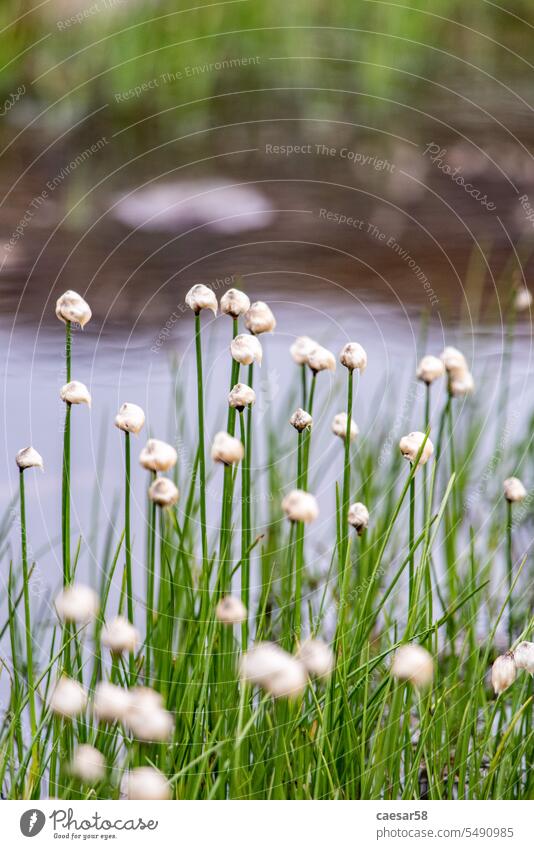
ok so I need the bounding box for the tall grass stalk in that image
[18,468,38,789]
[340,368,354,579]
[123,431,135,683]
[194,312,209,605]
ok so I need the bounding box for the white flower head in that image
[93,682,133,723]
[513,641,534,674]
[50,676,87,718]
[115,402,145,435]
[290,336,317,366]
[216,595,247,625]
[348,502,369,535]
[220,288,250,318]
[211,431,244,465]
[503,477,527,503]
[297,638,334,680]
[399,431,434,468]
[240,642,307,699]
[491,652,516,695]
[101,616,140,654]
[228,383,256,410]
[450,371,475,397]
[289,408,312,432]
[56,290,92,328]
[148,477,179,507]
[307,344,336,374]
[185,284,217,315]
[281,489,319,524]
[391,644,433,689]
[244,301,276,335]
[54,584,99,625]
[70,744,105,783]
[124,688,173,743]
[139,438,177,472]
[440,346,468,377]
[60,381,91,407]
[332,412,359,442]
[339,342,367,372]
[416,355,445,385]
[230,334,263,366]
[514,287,532,312]
[125,767,170,800]
[16,446,44,471]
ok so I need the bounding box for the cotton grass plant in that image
[1,286,533,802]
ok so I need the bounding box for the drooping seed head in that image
[215,595,248,625]
[93,682,133,723]
[339,342,367,372]
[440,345,468,377]
[148,477,179,507]
[290,336,317,365]
[491,652,516,695]
[289,408,312,432]
[503,477,527,503]
[399,431,434,467]
[230,333,263,366]
[416,355,445,385]
[15,446,44,471]
[297,638,334,680]
[391,644,434,688]
[281,489,319,523]
[126,767,171,800]
[185,283,217,315]
[348,502,369,535]
[307,344,336,374]
[70,744,105,784]
[101,616,140,654]
[60,380,91,407]
[55,290,92,328]
[54,584,100,625]
[114,402,145,434]
[244,300,276,334]
[228,383,256,410]
[50,676,88,717]
[211,431,244,465]
[449,370,475,397]
[512,641,534,674]
[124,688,173,742]
[514,287,532,312]
[220,287,250,318]
[240,642,307,698]
[331,412,359,442]
[139,438,178,472]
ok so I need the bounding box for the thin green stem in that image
[409,472,416,608]
[194,312,209,592]
[19,470,38,783]
[301,363,307,409]
[303,372,317,489]
[506,499,513,644]
[239,411,249,648]
[124,431,135,684]
[340,368,354,577]
[146,471,156,682]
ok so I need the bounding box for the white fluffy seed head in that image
[307,344,336,374]
[513,641,534,674]
[399,431,434,468]
[70,744,105,783]
[60,380,91,407]
[290,336,317,365]
[50,677,88,717]
[211,431,244,465]
[244,301,276,334]
[114,402,145,434]
[126,767,170,800]
[101,616,140,654]
[16,446,44,471]
[93,682,133,723]
[289,408,312,432]
[124,688,173,742]
[503,477,527,503]
[297,638,334,680]
[416,355,445,385]
[339,342,367,372]
[148,477,179,507]
[449,370,475,397]
[332,412,359,442]
[139,438,177,472]
[220,287,250,318]
[391,644,434,688]
[230,333,263,366]
[54,584,99,625]
[240,642,307,699]
[185,284,217,315]
[228,383,256,409]
[491,652,516,695]
[215,595,247,625]
[348,502,369,535]
[514,287,532,312]
[281,489,319,524]
[55,290,92,328]
[440,346,468,377]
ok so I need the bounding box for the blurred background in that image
[1,0,534,589]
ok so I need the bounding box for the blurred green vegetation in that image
[0,0,532,133]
